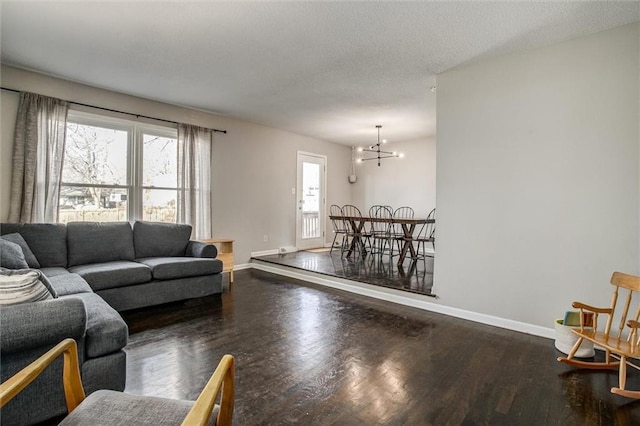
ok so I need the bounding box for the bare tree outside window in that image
[58,113,179,224]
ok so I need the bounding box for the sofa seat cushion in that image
[68,261,151,291]
[136,257,222,280]
[64,292,128,358]
[59,390,217,426]
[48,273,94,297]
[40,266,72,278]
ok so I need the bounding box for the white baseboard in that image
[250,249,279,257]
[249,260,555,340]
[234,263,252,271]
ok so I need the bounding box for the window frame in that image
[61,110,178,222]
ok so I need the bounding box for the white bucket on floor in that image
[554,319,595,358]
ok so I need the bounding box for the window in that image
[59,111,179,223]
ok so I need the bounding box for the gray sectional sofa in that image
[0,221,224,425]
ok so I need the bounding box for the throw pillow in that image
[0,267,56,305]
[0,238,29,269]
[1,233,41,268]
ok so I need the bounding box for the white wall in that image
[0,66,352,263]
[351,137,436,217]
[435,23,640,328]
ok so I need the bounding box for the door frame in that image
[295,151,327,250]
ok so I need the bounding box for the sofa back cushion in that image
[133,221,192,258]
[1,223,68,268]
[67,222,135,267]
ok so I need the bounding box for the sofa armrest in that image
[0,298,87,354]
[186,241,218,258]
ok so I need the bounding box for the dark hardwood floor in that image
[253,250,434,296]
[121,269,640,425]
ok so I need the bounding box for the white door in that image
[296,152,326,250]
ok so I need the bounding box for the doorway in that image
[296,152,326,250]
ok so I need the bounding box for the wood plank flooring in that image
[253,250,434,296]
[121,269,640,425]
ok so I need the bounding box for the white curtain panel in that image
[177,124,212,239]
[9,93,69,223]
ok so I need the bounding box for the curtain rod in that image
[0,87,227,134]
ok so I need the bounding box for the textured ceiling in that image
[1,1,638,145]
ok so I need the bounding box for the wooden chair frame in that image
[0,339,235,425]
[557,272,640,399]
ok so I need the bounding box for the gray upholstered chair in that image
[0,339,235,426]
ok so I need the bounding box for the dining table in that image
[329,215,435,266]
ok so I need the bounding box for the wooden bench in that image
[557,271,640,398]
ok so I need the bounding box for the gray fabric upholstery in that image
[136,257,223,280]
[82,350,127,394]
[1,233,40,267]
[98,274,222,311]
[0,223,68,268]
[64,293,128,358]
[1,344,77,426]
[67,222,135,267]
[0,297,86,354]
[48,273,93,296]
[185,240,218,258]
[39,266,71,278]
[59,390,218,426]
[0,297,87,425]
[133,221,192,258]
[69,261,152,291]
[0,238,29,269]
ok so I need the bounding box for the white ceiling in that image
[1,1,638,145]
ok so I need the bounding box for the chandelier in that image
[357,125,403,166]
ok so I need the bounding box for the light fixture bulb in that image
[357,147,363,152]
[382,139,387,144]
[392,152,397,156]
[356,158,362,163]
[399,153,404,158]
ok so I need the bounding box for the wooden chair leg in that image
[610,355,640,399]
[557,337,619,370]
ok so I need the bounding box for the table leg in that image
[397,223,417,266]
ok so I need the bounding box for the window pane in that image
[58,186,128,223]
[63,123,128,185]
[143,134,177,188]
[143,189,176,223]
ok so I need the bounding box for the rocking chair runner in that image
[557,271,640,399]
[0,339,235,425]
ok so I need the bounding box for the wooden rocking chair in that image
[0,338,235,425]
[557,271,640,399]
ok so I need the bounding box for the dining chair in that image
[0,338,235,426]
[341,204,370,257]
[391,206,415,259]
[368,205,393,257]
[414,208,436,259]
[329,204,349,255]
